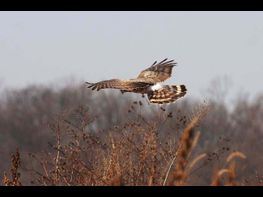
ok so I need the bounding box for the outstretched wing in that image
[137,58,176,82]
[86,79,151,92]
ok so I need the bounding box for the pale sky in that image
[0,11,263,103]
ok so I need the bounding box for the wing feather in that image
[137,58,176,82]
[86,79,151,92]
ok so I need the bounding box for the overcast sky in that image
[0,11,263,103]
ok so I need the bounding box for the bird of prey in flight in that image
[86,58,187,104]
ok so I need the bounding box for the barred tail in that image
[147,85,187,104]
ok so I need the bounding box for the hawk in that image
[86,58,187,104]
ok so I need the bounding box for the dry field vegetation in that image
[0,82,263,186]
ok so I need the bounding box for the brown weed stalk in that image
[2,149,22,186]
[167,105,209,186]
[211,151,246,186]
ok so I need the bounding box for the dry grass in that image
[2,149,22,186]
[1,101,248,186]
[211,151,246,186]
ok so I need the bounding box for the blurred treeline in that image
[0,79,263,185]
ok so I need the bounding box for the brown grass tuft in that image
[211,151,246,186]
[2,149,22,186]
[226,151,246,163]
[167,105,209,186]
